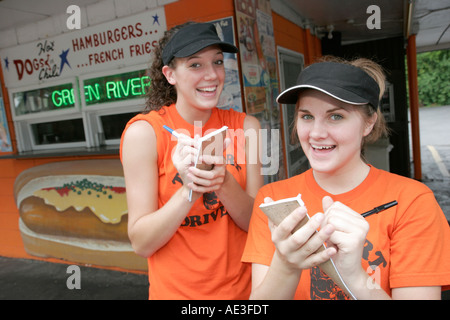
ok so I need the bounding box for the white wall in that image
[0,0,178,49]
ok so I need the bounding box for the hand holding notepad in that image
[192,126,228,170]
[259,194,357,300]
[164,125,228,202]
[188,126,228,201]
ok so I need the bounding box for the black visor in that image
[162,23,238,65]
[277,62,380,110]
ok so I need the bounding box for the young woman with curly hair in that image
[121,22,263,299]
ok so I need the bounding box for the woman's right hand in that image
[267,199,336,272]
[171,134,205,202]
[171,134,198,184]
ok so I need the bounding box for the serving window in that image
[100,111,139,141]
[10,66,147,153]
[85,109,140,146]
[79,66,147,147]
[31,118,86,146]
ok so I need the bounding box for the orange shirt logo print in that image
[310,238,387,300]
[310,267,350,300]
[171,172,229,228]
[180,194,229,228]
[172,151,244,228]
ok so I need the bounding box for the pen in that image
[163,125,180,139]
[362,200,398,218]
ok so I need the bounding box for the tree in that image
[416,49,450,107]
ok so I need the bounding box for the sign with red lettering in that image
[0,8,166,88]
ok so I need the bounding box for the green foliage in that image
[416,49,450,107]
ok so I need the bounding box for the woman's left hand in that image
[186,154,228,193]
[321,196,369,281]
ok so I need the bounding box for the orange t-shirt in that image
[242,166,450,299]
[121,105,251,299]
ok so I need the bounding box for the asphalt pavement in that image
[0,256,148,300]
[0,106,449,300]
[412,105,450,222]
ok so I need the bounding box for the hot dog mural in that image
[13,159,147,271]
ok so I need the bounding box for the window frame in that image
[8,77,80,122]
[78,65,148,147]
[26,113,89,150]
[9,65,151,152]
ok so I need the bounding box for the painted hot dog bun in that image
[14,159,147,271]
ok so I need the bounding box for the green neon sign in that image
[52,88,75,107]
[83,70,151,106]
[13,83,75,116]
[13,70,151,117]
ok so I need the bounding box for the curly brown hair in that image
[143,22,196,114]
